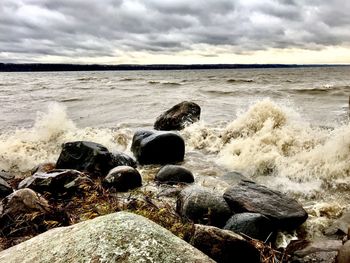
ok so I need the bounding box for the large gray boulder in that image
[223,181,308,230]
[154,101,201,131]
[0,212,214,263]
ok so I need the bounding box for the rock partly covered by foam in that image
[18,169,85,194]
[154,101,201,131]
[337,240,350,263]
[131,130,185,165]
[103,166,142,192]
[223,181,308,230]
[190,224,260,263]
[177,186,231,227]
[224,212,273,241]
[156,165,194,185]
[0,177,12,198]
[0,212,214,263]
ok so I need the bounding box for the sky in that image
[1,0,350,64]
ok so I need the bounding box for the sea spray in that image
[0,103,130,172]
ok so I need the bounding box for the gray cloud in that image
[0,0,350,63]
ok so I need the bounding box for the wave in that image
[183,99,350,201]
[59,97,83,102]
[148,81,181,86]
[202,90,240,96]
[0,103,130,172]
[226,78,254,83]
[286,85,350,95]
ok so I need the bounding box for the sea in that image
[1,66,350,242]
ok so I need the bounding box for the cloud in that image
[0,0,350,63]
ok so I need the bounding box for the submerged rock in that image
[224,212,273,241]
[0,178,13,198]
[18,169,85,194]
[0,212,214,263]
[325,208,350,236]
[0,171,15,181]
[190,224,260,263]
[156,165,194,185]
[176,186,231,227]
[154,101,201,131]
[223,181,308,230]
[103,166,142,192]
[131,130,185,165]
[56,141,112,176]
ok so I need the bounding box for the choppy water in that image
[1,66,350,239]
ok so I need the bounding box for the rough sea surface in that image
[1,66,350,240]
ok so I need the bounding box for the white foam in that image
[0,103,130,172]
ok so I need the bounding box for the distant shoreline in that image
[0,63,349,72]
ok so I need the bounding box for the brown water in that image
[1,66,350,241]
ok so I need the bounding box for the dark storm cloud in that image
[0,0,349,62]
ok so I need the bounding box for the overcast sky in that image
[1,0,350,64]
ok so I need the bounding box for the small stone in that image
[154,101,201,131]
[103,166,142,192]
[176,186,231,227]
[30,162,56,175]
[155,165,194,185]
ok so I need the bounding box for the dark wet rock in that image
[0,188,51,218]
[223,180,308,230]
[156,165,194,185]
[337,240,350,263]
[0,178,13,198]
[291,239,342,263]
[103,166,142,192]
[110,151,137,168]
[131,130,185,165]
[0,212,214,263]
[18,169,84,194]
[224,212,273,241]
[218,171,250,186]
[30,162,56,175]
[190,224,260,263]
[154,101,201,131]
[176,186,231,227]
[56,141,113,176]
[325,208,350,236]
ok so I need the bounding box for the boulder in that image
[337,240,350,263]
[156,165,194,185]
[291,239,342,263]
[111,151,137,168]
[0,177,13,198]
[0,212,215,263]
[218,171,249,186]
[154,101,201,131]
[30,162,56,175]
[103,166,142,192]
[131,130,185,165]
[190,224,260,263]
[18,169,85,194]
[56,141,113,176]
[176,186,231,227]
[223,181,308,230]
[224,212,273,241]
[0,188,51,218]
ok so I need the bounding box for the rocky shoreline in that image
[1,101,349,263]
